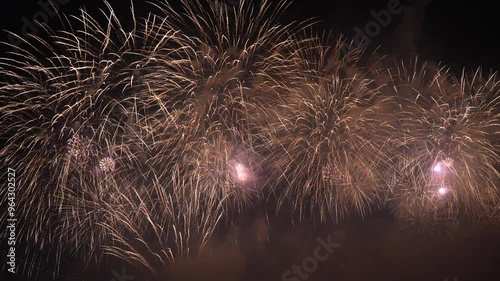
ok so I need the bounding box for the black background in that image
[1,0,499,70]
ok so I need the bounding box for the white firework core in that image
[438,187,450,196]
[433,163,442,173]
[232,162,250,183]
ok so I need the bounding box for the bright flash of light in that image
[231,162,251,183]
[438,187,449,195]
[433,163,443,173]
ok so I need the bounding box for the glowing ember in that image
[433,163,442,173]
[233,162,250,182]
[438,187,449,195]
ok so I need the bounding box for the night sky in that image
[1,1,499,281]
[1,0,500,72]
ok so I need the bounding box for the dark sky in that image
[0,0,499,71]
[285,0,500,71]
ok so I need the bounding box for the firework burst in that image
[0,1,151,277]
[260,37,392,222]
[1,0,306,277]
[135,0,306,217]
[0,0,499,280]
[385,60,500,226]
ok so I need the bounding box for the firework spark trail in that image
[383,59,500,227]
[121,2,311,271]
[136,0,311,219]
[0,0,499,279]
[1,0,310,277]
[259,36,393,222]
[0,1,155,277]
